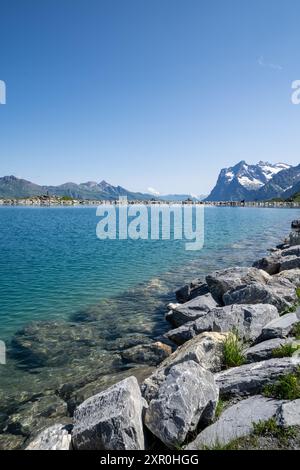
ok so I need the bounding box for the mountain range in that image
[0,176,156,201]
[2,161,300,202]
[0,176,205,202]
[205,161,300,201]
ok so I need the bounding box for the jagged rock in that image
[245,337,296,362]
[223,280,296,313]
[106,334,152,351]
[72,376,145,450]
[279,255,300,272]
[289,231,300,246]
[144,361,218,449]
[260,312,300,340]
[165,304,279,345]
[185,396,282,449]
[253,253,282,275]
[167,302,181,310]
[166,293,218,327]
[121,341,172,366]
[26,424,72,450]
[58,366,153,415]
[277,399,300,427]
[175,279,209,303]
[142,332,228,402]
[0,434,26,450]
[281,245,300,257]
[276,242,290,250]
[272,269,300,287]
[206,267,270,304]
[291,220,300,230]
[6,395,70,437]
[215,357,300,397]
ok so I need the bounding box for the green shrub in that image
[272,343,300,358]
[280,304,298,316]
[222,331,245,368]
[263,369,300,400]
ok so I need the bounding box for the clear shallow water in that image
[0,205,297,340]
[0,205,299,443]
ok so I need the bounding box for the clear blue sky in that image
[0,0,300,194]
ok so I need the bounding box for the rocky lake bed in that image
[1,221,300,450]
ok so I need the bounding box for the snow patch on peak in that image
[238,176,264,189]
[225,171,234,182]
[258,162,291,181]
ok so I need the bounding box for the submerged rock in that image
[6,394,70,438]
[0,433,26,450]
[142,332,228,402]
[121,341,172,366]
[72,376,145,450]
[166,293,218,327]
[206,267,270,304]
[10,321,110,368]
[144,361,218,449]
[26,424,72,450]
[185,396,282,449]
[165,304,278,345]
[215,357,300,397]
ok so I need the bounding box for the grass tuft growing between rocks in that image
[215,399,226,419]
[201,440,240,451]
[253,418,296,443]
[222,331,245,369]
[263,368,300,400]
[203,420,298,450]
[272,343,300,358]
[291,322,300,340]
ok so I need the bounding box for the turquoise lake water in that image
[0,205,298,341]
[0,205,299,424]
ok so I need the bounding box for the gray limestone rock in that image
[72,376,145,450]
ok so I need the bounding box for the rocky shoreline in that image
[2,221,300,450]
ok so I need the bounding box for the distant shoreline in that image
[1,195,300,208]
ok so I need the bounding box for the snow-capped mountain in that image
[205,161,292,201]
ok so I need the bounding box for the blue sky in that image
[0,0,300,194]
